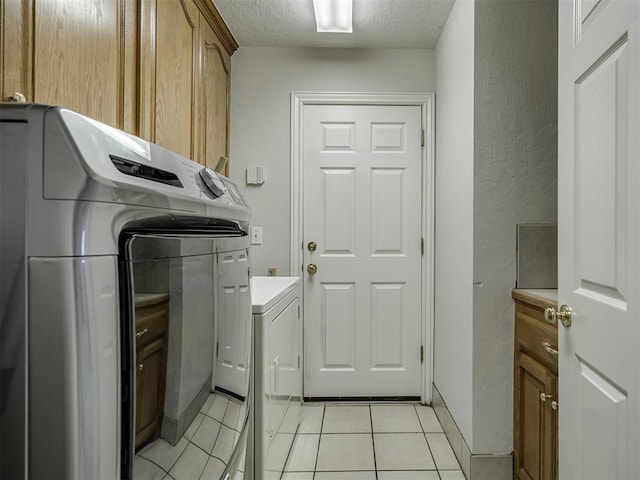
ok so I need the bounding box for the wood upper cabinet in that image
[513,290,559,480]
[198,15,230,171]
[143,0,200,160]
[1,0,236,167]
[1,0,137,130]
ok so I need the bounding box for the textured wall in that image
[228,47,435,276]
[472,0,558,454]
[433,0,475,448]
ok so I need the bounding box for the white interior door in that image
[558,0,640,477]
[302,104,423,397]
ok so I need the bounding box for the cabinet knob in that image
[138,363,144,371]
[10,92,27,103]
[307,263,317,275]
[551,400,559,410]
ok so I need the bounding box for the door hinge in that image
[421,129,425,147]
[420,345,424,363]
[298,355,301,369]
[421,237,424,256]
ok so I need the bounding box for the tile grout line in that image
[312,404,326,479]
[137,454,170,476]
[369,404,379,480]
[278,422,301,480]
[417,404,442,477]
[414,407,462,479]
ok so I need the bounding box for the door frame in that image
[290,92,435,403]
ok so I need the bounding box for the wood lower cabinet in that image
[134,294,170,451]
[1,0,235,172]
[513,290,558,480]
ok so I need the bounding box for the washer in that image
[0,104,252,480]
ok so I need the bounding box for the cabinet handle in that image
[274,356,280,392]
[542,341,558,356]
[551,400,559,410]
[138,363,144,371]
[10,92,27,103]
[540,393,552,402]
[136,328,148,339]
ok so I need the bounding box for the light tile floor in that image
[134,391,246,480]
[282,403,465,480]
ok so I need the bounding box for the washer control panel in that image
[199,167,228,198]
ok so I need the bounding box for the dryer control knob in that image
[199,167,227,198]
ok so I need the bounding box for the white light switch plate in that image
[251,227,263,245]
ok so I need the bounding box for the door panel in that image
[371,283,406,369]
[303,104,423,397]
[322,168,356,254]
[135,338,165,448]
[575,360,628,478]
[371,169,406,255]
[515,351,556,480]
[575,37,628,304]
[199,15,230,171]
[558,0,640,477]
[154,0,199,159]
[321,283,356,369]
[34,0,122,127]
[216,249,251,398]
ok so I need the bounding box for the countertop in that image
[134,293,170,308]
[512,288,558,309]
[251,276,301,314]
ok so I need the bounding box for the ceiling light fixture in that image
[313,0,353,33]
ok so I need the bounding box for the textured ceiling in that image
[212,0,456,49]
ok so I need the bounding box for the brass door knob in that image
[307,263,317,274]
[543,307,556,324]
[544,304,573,327]
[308,241,317,252]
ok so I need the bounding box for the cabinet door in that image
[1,0,136,129]
[198,15,230,171]
[142,0,200,160]
[135,337,167,450]
[514,351,557,480]
[1,0,32,103]
[0,0,137,133]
